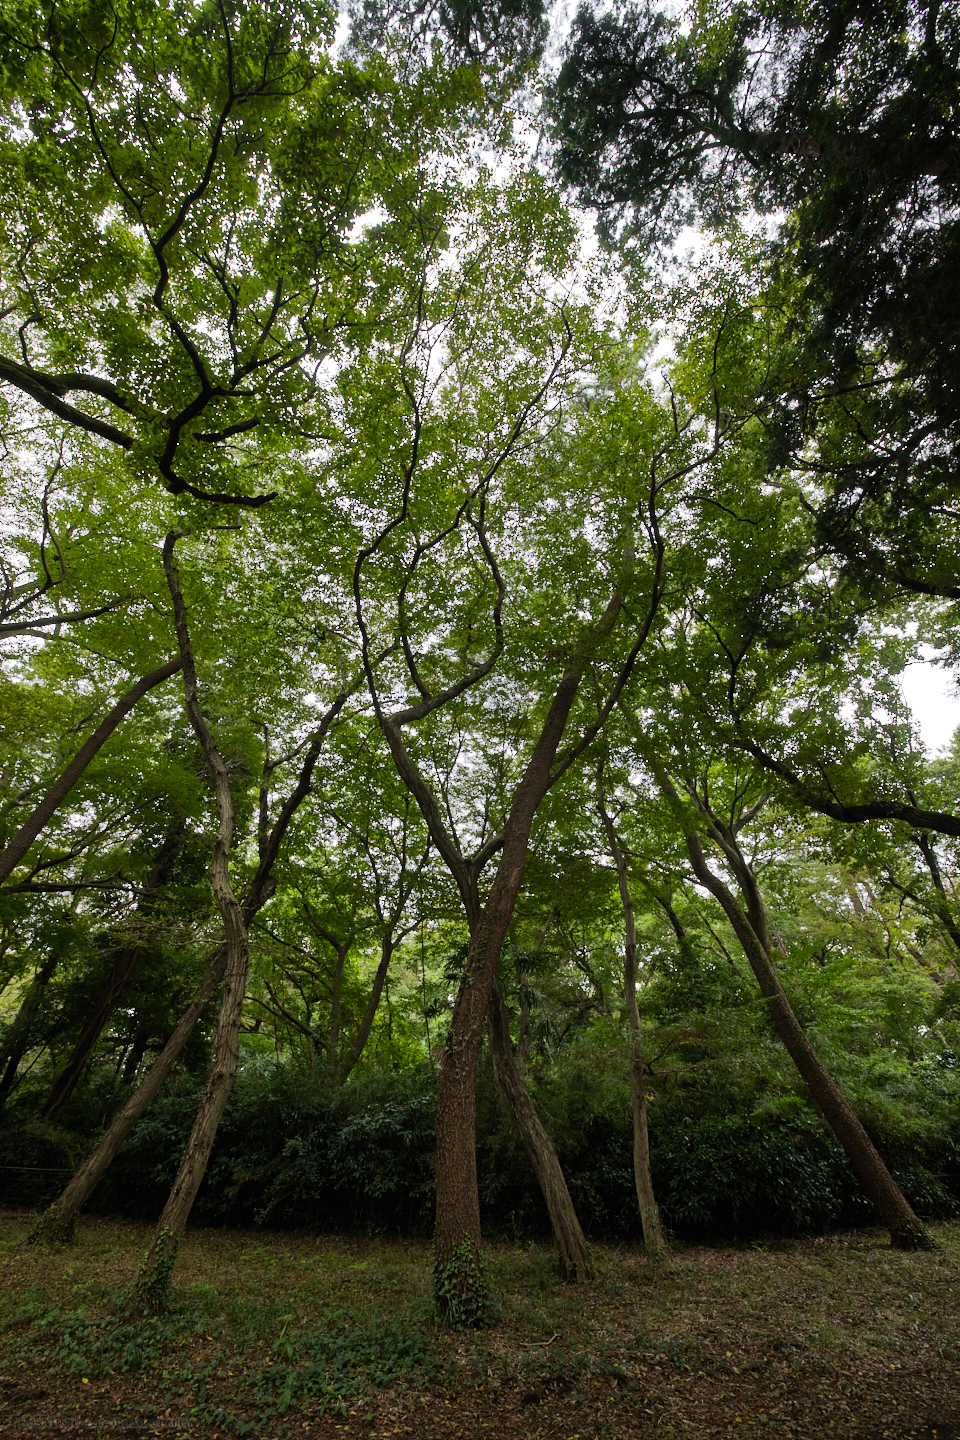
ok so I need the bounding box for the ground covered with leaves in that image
[1,1212,958,1440]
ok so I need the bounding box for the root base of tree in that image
[433,1238,498,1329]
[890,1224,938,1251]
[26,1211,76,1248]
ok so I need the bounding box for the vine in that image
[433,1237,498,1329]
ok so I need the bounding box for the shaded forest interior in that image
[0,0,959,1366]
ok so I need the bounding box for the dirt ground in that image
[2,1353,960,1440]
[2,1212,958,1440]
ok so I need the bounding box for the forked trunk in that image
[434,669,583,1322]
[133,532,250,1306]
[29,950,226,1246]
[488,981,591,1279]
[30,575,356,1248]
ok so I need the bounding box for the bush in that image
[1,1039,956,1242]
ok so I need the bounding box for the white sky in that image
[902,656,959,756]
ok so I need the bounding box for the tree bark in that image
[134,533,250,1306]
[0,951,60,1107]
[0,659,182,886]
[595,771,667,1255]
[28,948,226,1246]
[677,814,934,1251]
[433,665,588,1320]
[41,825,185,1121]
[487,980,591,1279]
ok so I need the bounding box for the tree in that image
[647,751,933,1248]
[595,757,666,1254]
[0,660,182,886]
[133,531,251,1305]
[550,0,960,599]
[343,170,618,1306]
[0,0,476,509]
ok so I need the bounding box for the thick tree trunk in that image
[682,826,934,1251]
[595,773,666,1254]
[41,825,184,1121]
[488,981,591,1279]
[0,952,59,1107]
[434,667,585,1322]
[0,659,181,886]
[28,949,226,1246]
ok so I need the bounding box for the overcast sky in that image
[902,656,958,755]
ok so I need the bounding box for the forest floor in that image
[0,1211,958,1440]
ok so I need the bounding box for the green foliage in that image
[433,1236,499,1328]
[0,0,958,1296]
[551,0,960,598]
[10,1289,440,1427]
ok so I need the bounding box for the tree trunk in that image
[28,590,356,1245]
[133,533,250,1307]
[41,947,140,1120]
[28,949,226,1246]
[595,771,666,1254]
[434,666,586,1323]
[41,824,184,1121]
[628,1045,663,1251]
[134,914,247,1305]
[487,981,591,1279]
[0,951,59,1107]
[339,933,394,1082]
[681,824,934,1251]
[0,659,182,886]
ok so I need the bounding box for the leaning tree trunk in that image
[0,951,60,1107]
[681,825,934,1251]
[133,533,250,1307]
[0,659,181,886]
[487,981,591,1279]
[29,949,226,1246]
[41,825,185,1122]
[434,666,588,1323]
[595,773,667,1254]
[135,912,247,1305]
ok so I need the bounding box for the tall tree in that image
[642,748,934,1248]
[595,757,666,1254]
[551,0,960,599]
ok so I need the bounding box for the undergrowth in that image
[7,1291,443,1431]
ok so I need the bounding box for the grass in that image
[1,1211,959,1437]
